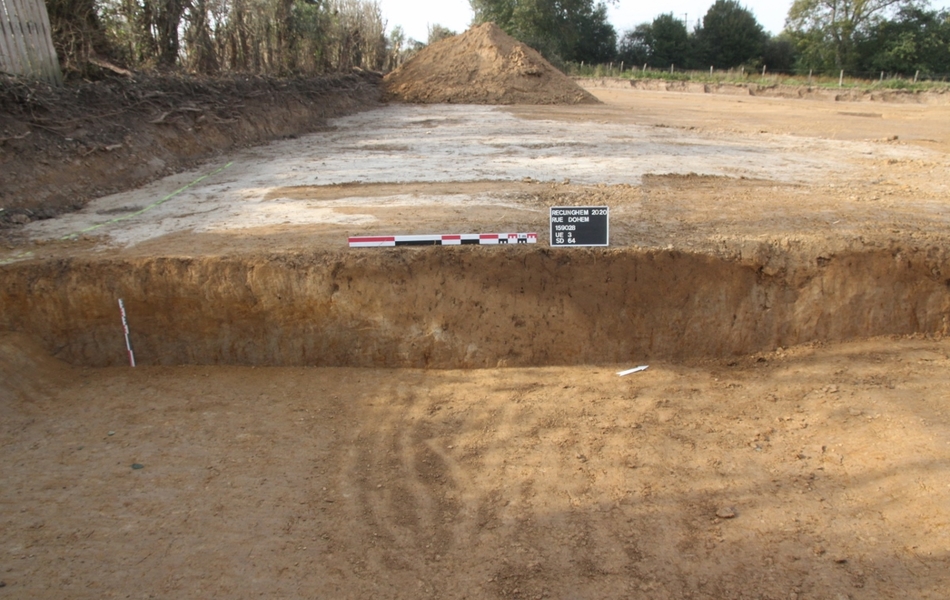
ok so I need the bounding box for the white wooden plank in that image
[0,0,25,76]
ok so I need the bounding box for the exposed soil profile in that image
[3,246,950,368]
[3,82,950,599]
[383,23,599,105]
[0,73,381,221]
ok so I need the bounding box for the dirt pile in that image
[383,23,599,105]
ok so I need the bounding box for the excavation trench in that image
[2,246,949,368]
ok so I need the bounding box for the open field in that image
[2,86,950,598]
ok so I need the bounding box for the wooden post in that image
[0,0,61,85]
[710,66,713,75]
[30,0,61,84]
[670,64,674,74]
[839,70,844,87]
[0,0,23,76]
[914,70,919,83]
[17,0,46,79]
[880,71,884,82]
[808,69,812,85]
[762,65,767,76]
[2,0,32,77]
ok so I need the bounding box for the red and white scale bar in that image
[349,233,538,247]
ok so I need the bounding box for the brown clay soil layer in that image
[2,246,950,368]
[2,86,950,598]
[0,72,381,222]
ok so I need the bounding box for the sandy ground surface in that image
[3,333,950,599]
[2,87,949,262]
[3,88,950,598]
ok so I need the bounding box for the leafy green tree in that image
[618,14,690,70]
[786,0,920,71]
[618,23,652,67]
[648,13,689,69]
[694,0,767,69]
[857,7,950,74]
[573,2,617,63]
[469,0,618,64]
[427,24,457,44]
[762,34,798,72]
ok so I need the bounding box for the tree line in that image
[41,0,950,80]
[46,0,395,77]
[474,0,950,79]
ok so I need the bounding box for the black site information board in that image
[550,206,609,247]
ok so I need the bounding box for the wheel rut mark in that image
[337,379,466,570]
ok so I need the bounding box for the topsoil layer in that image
[383,23,598,105]
[0,72,381,221]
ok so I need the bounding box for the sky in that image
[377,0,950,43]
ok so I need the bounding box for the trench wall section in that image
[2,247,949,367]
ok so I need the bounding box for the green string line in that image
[61,161,233,240]
[0,251,34,266]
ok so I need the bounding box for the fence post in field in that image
[839,70,844,87]
[914,70,919,83]
[0,0,62,85]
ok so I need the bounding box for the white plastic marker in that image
[617,365,648,377]
[349,233,538,247]
[118,299,136,367]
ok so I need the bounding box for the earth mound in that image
[383,22,599,105]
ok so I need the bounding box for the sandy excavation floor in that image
[3,86,949,258]
[2,88,950,598]
[3,333,950,599]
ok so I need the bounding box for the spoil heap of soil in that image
[383,23,599,105]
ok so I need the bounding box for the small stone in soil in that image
[131,463,144,470]
[716,507,737,519]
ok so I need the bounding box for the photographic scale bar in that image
[349,233,538,247]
